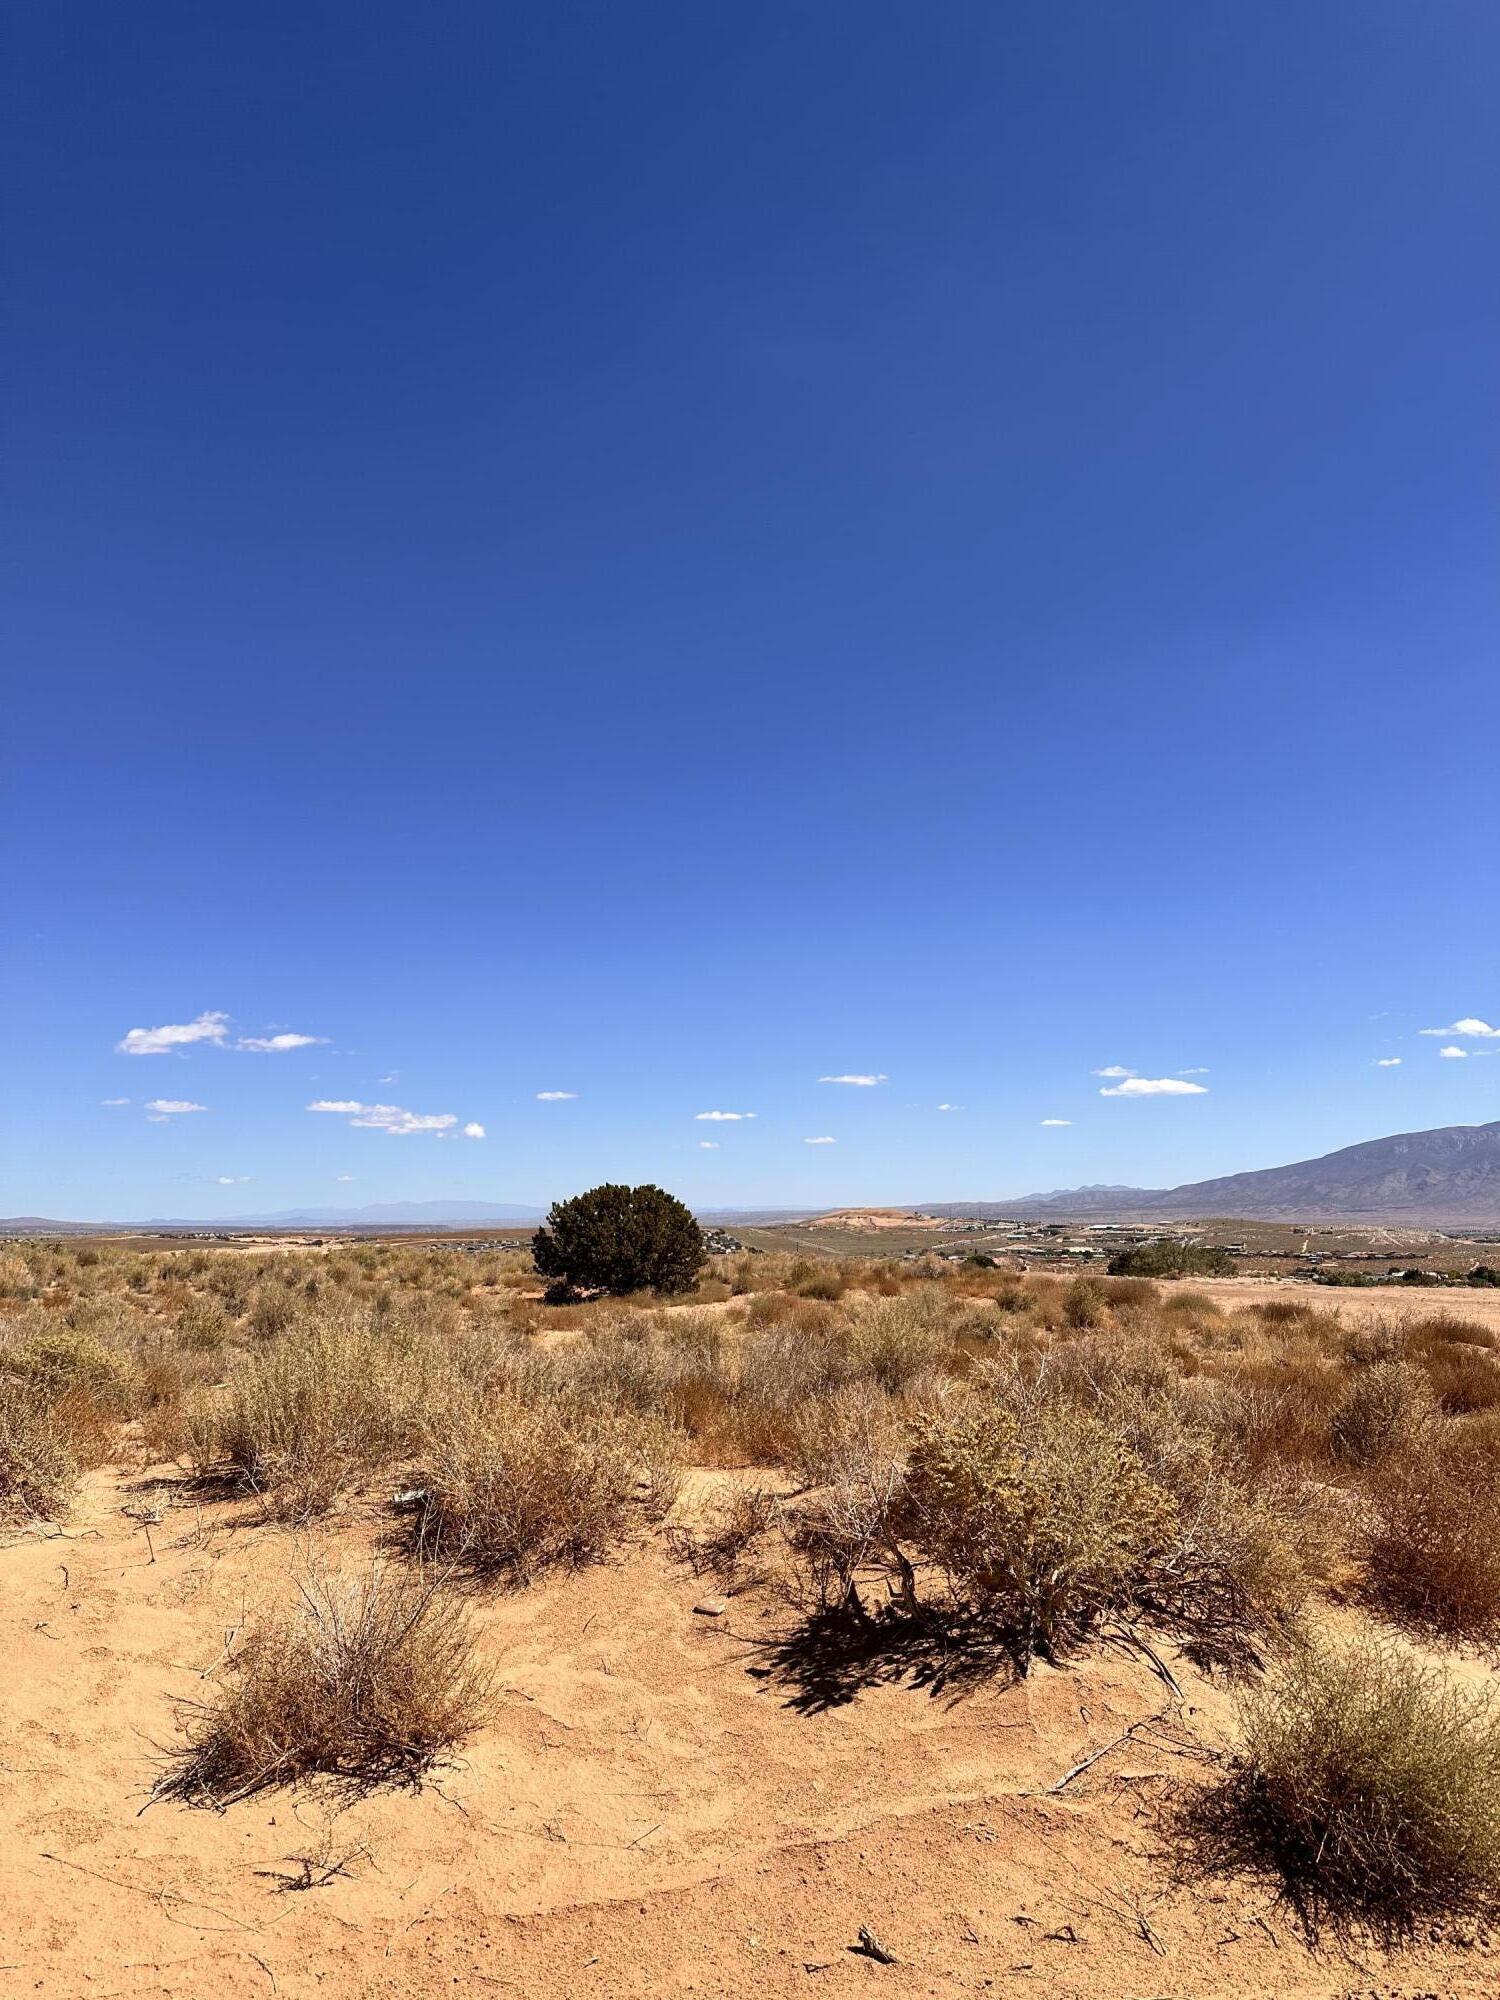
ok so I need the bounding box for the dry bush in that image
[414,1395,665,1581]
[0,1327,138,1413]
[1360,1423,1500,1642]
[168,1565,492,1801]
[0,1378,79,1521]
[845,1289,949,1393]
[898,1400,1175,1665]
[667,1485,779,1587]
[1207,1635,1500,1928]
[207,1318,438,1518]
[1330,1360,1435,1465]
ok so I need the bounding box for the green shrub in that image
[1107,1241,1234,1279]
[532,1183,706,1297]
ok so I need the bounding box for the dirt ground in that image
[3,1462,1498,2000]
[1173,1274,1500,1334]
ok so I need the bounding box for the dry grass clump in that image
[168,1565,492,1801]
[205,1317,441,1518]
[0,1378,79,1521]
[414,1395,678,1581]
[1360,1422,1500,1642]
[1204,1635,1500,1929]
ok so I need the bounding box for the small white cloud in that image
[695,1110,755,1121]
[215,1175,250,1185]
[1040,1118,1072,1126]
[698,1140,720,1150]
[307,1098,461,1136]
[462,1122,486,1139]
[101,1097,131,1106]
[936,1103,962,1112]
[1177,1067,1210,1076]
[804,1135,837,1145]
[1092,1065,1136,1079]
[1374,1057,1403,1067]
[237,1031,326,1053]
[535,1090,578,1101]
[378,1072,399,1084]
[1421,1018,1499,1039]
[1439,1046,1468,1060]
[1099,1077,1208,1098]
[818,1073,887,1086]
[335,1174,355,1183]
[117,1009,230,1057]
[146,1098,206,1117]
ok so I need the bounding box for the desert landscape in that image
[7,1225,1500,1997]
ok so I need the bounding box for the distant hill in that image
[213,1200,547,1227]
[926,1121,1500,1225]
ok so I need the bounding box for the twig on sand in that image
[1042,1705,1172,1795]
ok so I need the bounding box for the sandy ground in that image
[1170,1275,1500,1333]
[3,1465,1498,2000]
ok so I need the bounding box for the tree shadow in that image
[748,1600,1022,1714]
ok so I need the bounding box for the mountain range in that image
[923,1120,1500,1225]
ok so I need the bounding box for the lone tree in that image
[532,1183,706,1298]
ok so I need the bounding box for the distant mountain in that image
[196,1200,546,1228]
[0,1201,546,1235]
[940,1121,1500,1225]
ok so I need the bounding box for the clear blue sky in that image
[3,2,1497,1220]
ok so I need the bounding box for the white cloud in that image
[536,1091,578,1101]
[1099,1077,1209,1098]
[237,1031,326,1053]
[818,1073,887,1086]
[145,1098,206,1120]
[462,1122,486,1139]
[698,1140,720,1150]
[1093,1065,1136,1079]
[1177,1067,1210,1076]
[307,1098,461,1136]
[335,1174,355,1183]
[1439,1046,1468,1060]
[936,1103,962,1112]
[215,1175,250,1185]
[378,1073,399,1084]
[695,1110,755,1121]
[1374,1057,1403,1067]
[804,1135,837,1145]
[1040,1118,1072,1126]
[1421,1018,1499,1039]
[101,1097,131,1106]
[117,1009,229,1057]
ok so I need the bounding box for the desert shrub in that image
[176,1295,232,1353]
[0,1254,36,1300]
[1063,1277,1108,1330]
[1330,1360,1434,1465]
[1360,1425,1500,1642]
[787,1382,905,1490]
[1209,1635,1500,1927]
[795,1265,848,1301]
[1107,1241,1233,1279]
[414,1395,659,1580]
[667,1484,779,1586]
[899,1400,1175,1665]
[532,1183,705,1298]
[0,1379,79,1521]
[0,1328,137,1413]
[210,1319,431,1518]
[247,1281,300,1341]
[169,1566,492,1800]
[846,1289,948,1394]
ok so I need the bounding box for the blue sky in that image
[2,2,1497,1220]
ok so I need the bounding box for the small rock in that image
[693,1597,729,1618]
